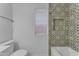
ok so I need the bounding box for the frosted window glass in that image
[35,9,47,33]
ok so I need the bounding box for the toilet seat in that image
[10,49,28,56]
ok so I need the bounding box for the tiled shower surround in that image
[49,3,79,52]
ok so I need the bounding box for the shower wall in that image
[69,4,79,52]
[49,3,70,46]
[49,3,79,52]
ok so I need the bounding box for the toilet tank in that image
[0,40,14,56]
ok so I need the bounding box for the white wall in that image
[0,4,13,43]
[0,3,12,19]
[13,3,48,56]
[0,3,13,55]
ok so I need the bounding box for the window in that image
[35,9,47,34]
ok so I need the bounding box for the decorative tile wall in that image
[69,4,79,52]
[49,3,70,46]
[49,3,79,52]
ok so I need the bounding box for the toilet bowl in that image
[10,49,28,56]
[0,40,28,56]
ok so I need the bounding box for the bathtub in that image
[51,47,79,56]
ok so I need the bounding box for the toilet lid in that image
[11,50,28,56]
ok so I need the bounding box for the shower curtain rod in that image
[0,16,14,22]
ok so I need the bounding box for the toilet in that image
[10,49,28,56]
[0,40,28,56]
